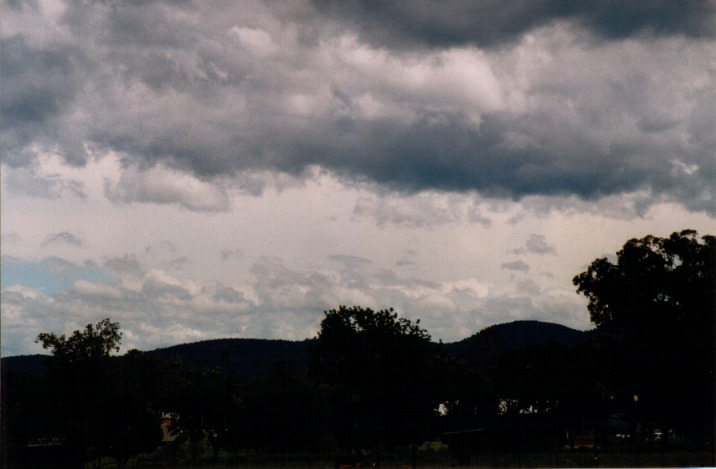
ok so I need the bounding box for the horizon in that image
[3,317,592,358]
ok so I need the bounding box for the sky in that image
[2,0,715,357]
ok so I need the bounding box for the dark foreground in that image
[7,441,714,469]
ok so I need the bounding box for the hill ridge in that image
[2,320,590,380]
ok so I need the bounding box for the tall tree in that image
[311,306,436,452]
[573,230,715,443]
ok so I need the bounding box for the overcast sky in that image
[2,0,715,356]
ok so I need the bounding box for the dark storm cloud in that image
[0,36,90,166]
[2,0,715,213]
[313,0,716,49]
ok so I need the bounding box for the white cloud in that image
[229,25,278,58]
[105,163,231,212]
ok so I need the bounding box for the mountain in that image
[1,321,590,380]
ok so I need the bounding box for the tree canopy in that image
[573,229,715,333]
[311,306,435,450]
[32,319,161,467]
[36,318,122,364]
[573,229,715,442]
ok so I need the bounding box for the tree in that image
[311,306,436,453]
[35,319,161,467]
[573,230,714,333]
[573,230,715,444]
[242,356,322,461]
[36,318,121,364]
[35,319,123,447]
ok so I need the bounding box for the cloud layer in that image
[3,0,715,211]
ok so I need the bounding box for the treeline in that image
[1,230,714,467]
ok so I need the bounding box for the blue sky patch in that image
[1,259,113,295]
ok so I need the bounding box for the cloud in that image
[353,192,492,227]
[1,247,589,355]
[314,0,716,49]
[0,35,90,167]
[2,1,714,358]
[4,165,86,199]
[513,234,557,255]
[1,1,713,213]
[104,163,231,212]
[42,231,85,247]
[1,232,23,245]
[501,260,530,272]
[228,26,279,58]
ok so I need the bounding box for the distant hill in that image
[148,337,317,382]
[442,320,589,358]
[1,354,49,375]
[2,321,590,380]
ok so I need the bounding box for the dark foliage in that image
[574,229,715,444]
[149,337,315,383]
[6,320,163,468]
[311,306,436,450]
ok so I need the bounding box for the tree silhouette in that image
[311,306,435,453]
[242,356,322,461]
[573,230,715,445]
[36,318,122,361]
[35,319,123,450]
[35,319,161,467]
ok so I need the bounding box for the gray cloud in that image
[514,234,557,255]
[1,232,22,245]
[353,192,493,227]
[104,163,231,212]
[314,0,716,49]
[2,0,714,213]
[501,260,530,272]
[42,232,85,248]
[1,36,90,167]
[5,166,86,199]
